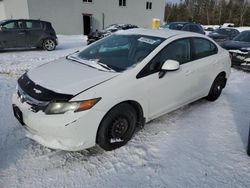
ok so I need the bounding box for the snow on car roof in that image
[115,28,202,39]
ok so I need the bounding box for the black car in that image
[0,19,57,51]
[208,28,240,45]
[221,30,250,71]
[161,22,205,35]
[87,24,138,44]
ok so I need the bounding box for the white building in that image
[0,0,166,35]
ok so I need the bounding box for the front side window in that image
[119,0,126,7]
[78,34,164,72]
[1,21,23,30]
[138,38,191,77]
[192,38,218,59]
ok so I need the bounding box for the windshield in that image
[78,34,164,72]
[233,31,250,42]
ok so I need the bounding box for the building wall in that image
[82,0,166,31]
[3,0,29,19]
[27,0,83,35]
[27,0,165,35]
[0,2,6,20]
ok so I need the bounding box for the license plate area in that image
[12,105,24,125]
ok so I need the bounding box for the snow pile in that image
[0,36,250,187]
[0,35,86,76]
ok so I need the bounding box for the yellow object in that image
[152,18,160,29]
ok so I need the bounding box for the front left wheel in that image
[97,103,137,151]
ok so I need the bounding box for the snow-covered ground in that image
[0,35,250,188]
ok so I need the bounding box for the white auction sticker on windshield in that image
[138,37,157,45]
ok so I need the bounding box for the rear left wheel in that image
[206,74,226,101]
[97,103,137,151]
[43,38,56,51]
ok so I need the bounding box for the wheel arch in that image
[96,100,145,143]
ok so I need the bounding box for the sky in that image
[166,0,181,4]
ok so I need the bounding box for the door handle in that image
[18,32,25,35]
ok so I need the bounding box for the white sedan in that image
[12,29,231,151]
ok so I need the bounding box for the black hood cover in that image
[18,73,73,102]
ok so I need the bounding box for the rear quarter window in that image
[192,38,218,60]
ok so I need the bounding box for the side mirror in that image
[159,60,180,79]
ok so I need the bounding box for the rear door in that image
[0,20,27,48]
[24,20,43,47]
[189,37,219,97]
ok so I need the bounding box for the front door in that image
[82,14,92,35]
[138,38,196,119]
[0,20,27,48]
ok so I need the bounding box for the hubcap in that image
[214,81,222,95]
[110,117,129,139]
[44,40,55,50]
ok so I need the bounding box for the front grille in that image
[17,86,49,112]
[17,73,74,112]
[229,50,249,64]
[18,73,73,101]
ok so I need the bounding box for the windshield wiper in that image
[67,55,116,72]
[66,55,94,68]
[96,62,116,72]
[66,50,79,60]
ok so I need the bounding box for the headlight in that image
[45,98,101,114]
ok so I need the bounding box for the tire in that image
[206,74,226,101]
[247,125,250,156]
[97,103,137,151]
[42,38,56,51]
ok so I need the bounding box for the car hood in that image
[27,58,119,95]
[221,40,250,50]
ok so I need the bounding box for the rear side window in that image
[25,21,42,29]
[182,25,190,31]
[192,38,218,59]
[190,25,201,33]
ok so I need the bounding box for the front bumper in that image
[12,93,106,151]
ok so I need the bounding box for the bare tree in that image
[239,0,248,26]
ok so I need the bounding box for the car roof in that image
[0,19,49,23]
[169,22,190,25]
[116,28,203,39]
[217,28,238,31]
